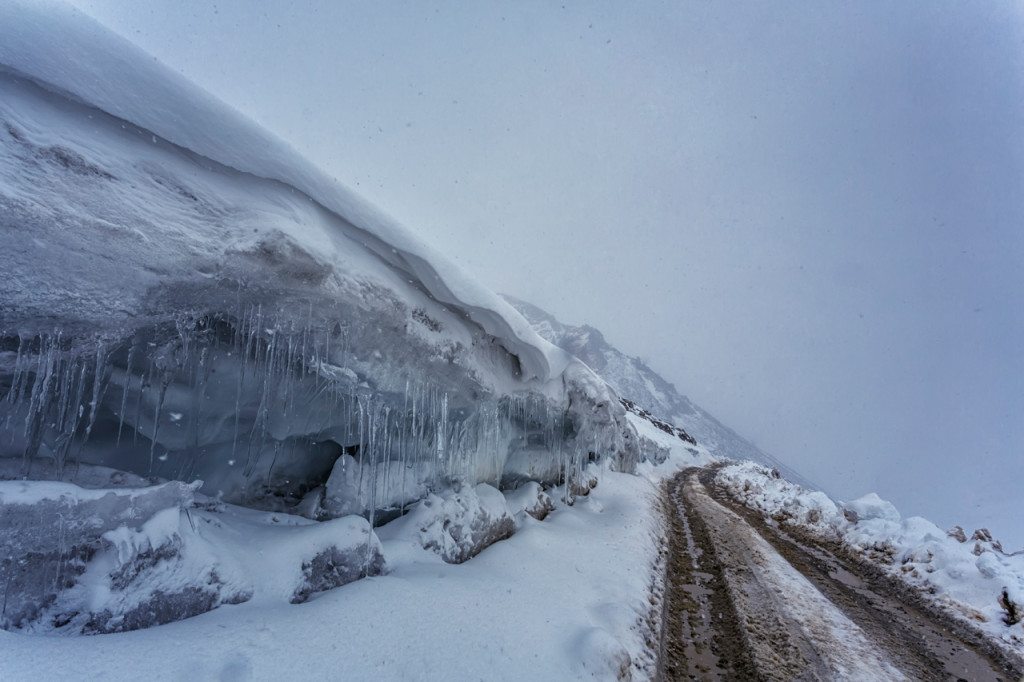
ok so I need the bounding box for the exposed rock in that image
[504,481,555,522]
[291,542,385,604]
[947,525,967,543]
[0,479,199,630]
[388,483,516,564]
[999,588,1021,626]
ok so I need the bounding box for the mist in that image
[66,0,1024,546]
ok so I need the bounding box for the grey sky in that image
[66,0,1024,546]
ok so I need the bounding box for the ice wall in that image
[0,3,640,527]
[0,307,634,522]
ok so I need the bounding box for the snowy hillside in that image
[504,295,812,485]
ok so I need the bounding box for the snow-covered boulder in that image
[281,516,386,604]
[0,476,389,634]
[48,506,252,635]
[503,481,555,522]
[843,493,901,524]
[0,479,203,631]
[385,483,516,563]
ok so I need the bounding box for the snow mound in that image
[1,477,386,634]
[844,492,901,524]
[503,481,555,522]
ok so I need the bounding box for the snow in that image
[0,0,567,383]
[0,466,664,681]
[845,492,901,523]
[0,48,639,509]
[717,461,1024,652]
[504,296,813,486]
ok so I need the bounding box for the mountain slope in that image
[504,295,813,487]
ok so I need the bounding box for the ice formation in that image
[0,0,643,633]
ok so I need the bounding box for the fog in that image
[67,0,1024,546]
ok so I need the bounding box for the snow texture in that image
[0,0,567,383]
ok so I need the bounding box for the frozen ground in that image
[0,447,702,680]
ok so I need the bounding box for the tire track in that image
[658,467,1021,681]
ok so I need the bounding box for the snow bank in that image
[717,461,1024,652]
[0,0,564,383]
[0,2,641,511]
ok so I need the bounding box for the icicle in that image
[81,341,108,447]
[148,373,169,476]
[115,342,136,447]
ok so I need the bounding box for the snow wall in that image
[0,0,641,524]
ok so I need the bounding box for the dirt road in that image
[657,468,1024,681]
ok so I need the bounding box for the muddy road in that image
[657,468,1024,681]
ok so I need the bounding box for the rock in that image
[947,525,967,543]
[999,588,1021,626]
[972,528,993,543]
[388,483,515,564]
[291,536,385,604]
[504,481,555,522]
[29,505,252,634]
[0,479,201,631]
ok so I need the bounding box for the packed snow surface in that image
[0,468,656,680]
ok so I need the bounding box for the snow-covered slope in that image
[504,295,812,485]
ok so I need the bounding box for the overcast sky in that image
[67,0,1024,546]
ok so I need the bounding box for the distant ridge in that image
[503,294,816,489]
